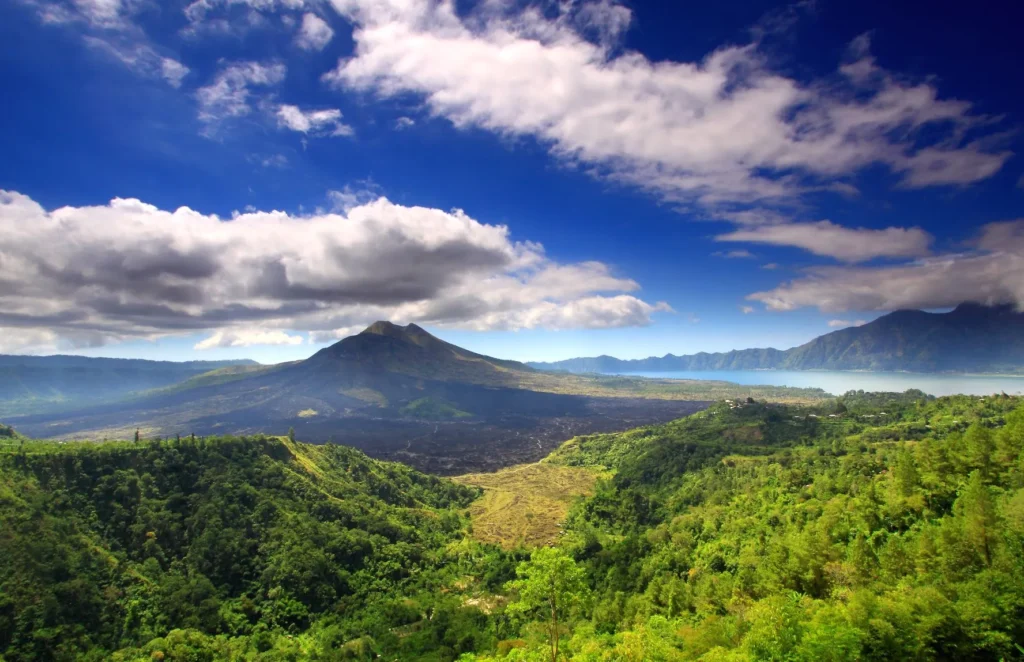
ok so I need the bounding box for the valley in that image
[3,390,1023,661]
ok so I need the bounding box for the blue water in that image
[616,370,1024,397]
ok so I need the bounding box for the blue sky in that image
[1,0,1022,363]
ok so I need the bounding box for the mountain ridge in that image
[0,354,258,416]
[6,321,819,472]
[530,303,1024,374]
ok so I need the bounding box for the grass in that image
[340,387,388,407]
[400,397,473,420]
[454,462,602,549]
[297,409,318,418]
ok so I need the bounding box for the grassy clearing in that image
[454,462,601,549]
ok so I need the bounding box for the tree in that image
[965,423,995,479]
[893,445,920,497]
[506,547,589,662]
[135,429,141,443]
[956,470,999,566]
[288,427,296,443]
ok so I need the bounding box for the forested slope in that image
[465,392,1024,660]
[0,434,508,661]
[3,390,1024,661]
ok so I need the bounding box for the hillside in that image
[0,354,258,417]
[462,391,1024,661]
[6,323,822,472]
[0,433,489,661]
[531,302,1024,374]
[4,392,1024,661]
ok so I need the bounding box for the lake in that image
[617,370,1024,397]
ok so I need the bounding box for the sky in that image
[0,0,1022,363]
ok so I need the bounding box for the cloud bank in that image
[749,220,1024,312]
[327,0,1009,210]
[0,190,668,352]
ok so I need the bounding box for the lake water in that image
[617,370,1024,397]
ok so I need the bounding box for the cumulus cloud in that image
[717,220,933,262]
[394,116,416,130]
[0,189,668,353]
[0,328,61,354]
[828,319,867,328]
[160,57,191,87]
[196,61,286,126]
[184,0,310,29]
[276,104,353,137]
[195,329,305,349]
[326,1,1009,210]
[748,220,1024,312]
[295,12,334,50]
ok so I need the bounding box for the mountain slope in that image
[0,354,258,416]
[532,303,1024,374]
[0,433,480,661]
[5,323,823,472]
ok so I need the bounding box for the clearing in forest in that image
[454,462,600,549]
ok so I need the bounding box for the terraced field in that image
[454,462,603,548]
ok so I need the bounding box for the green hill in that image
[0,433,493,661]
[5,391,1024,661]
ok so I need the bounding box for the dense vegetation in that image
[465,391,1024,660]
[3,389,1024,660]
[533,302,1024,374]
[0,434,512,661]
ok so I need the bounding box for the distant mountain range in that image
[0,354,257,416]
[530,303,1024,374]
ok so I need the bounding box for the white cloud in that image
[160,57,190,87]
[295,12,334,51]
[0,189,668,349]
[251,153,289,168]
[184,0,309,26]
[0,328,61,354]
[740,305,755,314]
[195,329,304,349]
[196,61,286,126]
[717,220,933,262]
[712,249,754,259]
[394,116,416,130]
[326,1,1009,210]
[276,104,353,137]
[827,319,867,328]
[30,1,190,89]
[748,220,1024,312]
[761,263,779,270]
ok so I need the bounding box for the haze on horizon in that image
[1,0,1022,365]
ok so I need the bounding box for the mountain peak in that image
[359,320,435,340]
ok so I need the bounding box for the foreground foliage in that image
[467,391,1024,660]
[3,389,1024,661]
[0,435,505,661]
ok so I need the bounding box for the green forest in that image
[2,390,1024,661]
